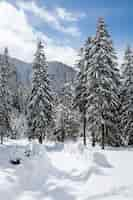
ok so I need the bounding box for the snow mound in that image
[45,142,64,152]
[16,143,53,189]
[1,140,133,200]
[64,141,89,159]
[93,152,113,168]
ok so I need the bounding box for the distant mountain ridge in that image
[8,57,77,92]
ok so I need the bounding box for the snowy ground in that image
[0,139,133,200]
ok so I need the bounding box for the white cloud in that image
[17,1,81,37]
[0,1,77,66]
[0,2,36,62]
[55,7,86,22]
[46,45,77,66]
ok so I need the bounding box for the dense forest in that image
[0,17,132,150]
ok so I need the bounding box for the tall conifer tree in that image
[87,18,120,149]
[120,46,133,145]
[74,37,93,145]
[0,48,12,143]
[27,41,53,143]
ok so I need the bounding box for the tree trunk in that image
[105,126,108,144]
[61,128,65,142]
[92,131,95,147]
[38,132,43,144]
[1,133,3,144]
[83,109,86,146]
[101,123,105,149]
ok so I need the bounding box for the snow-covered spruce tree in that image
[84,37,97,146]
[87,18,120,149]
[120,46,133,145]
[62,82,80,140]
[11,67,21,112]
[74,45,88,145]
[0,48,12,143]
[54,103,68,142]
[55,81,80,142]
[74,37,94,146]
[27,41,53,144]
[3,48,21,139]
[2,48,17,109]
[18,82,31,115]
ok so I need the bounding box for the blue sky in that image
[0,0,131,65]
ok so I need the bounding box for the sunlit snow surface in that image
[0,139,133,200]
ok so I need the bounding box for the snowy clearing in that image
[0,139,133,200]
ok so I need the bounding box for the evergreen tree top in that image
[33,40,47,68]
[3,47,9,66]
[90,17,118,72]
[122,46,133,83]
[96,17,110,39]
[123,46,133,64]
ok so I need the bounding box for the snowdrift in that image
[0,140,133,200]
